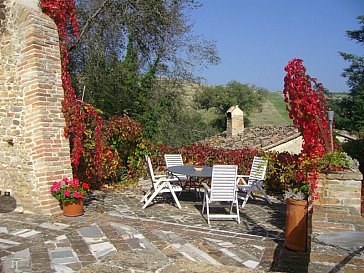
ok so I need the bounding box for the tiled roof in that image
[198,125,300,150]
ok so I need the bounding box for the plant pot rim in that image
[286,198,308,204]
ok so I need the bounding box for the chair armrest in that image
[156,177,180,183]
[236,175,249,185]
[201,182,210,192]
[237,184,251,191]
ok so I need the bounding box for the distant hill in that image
[179,82,350,128]
[245,91,348,127]
[180,81,293,127]
[248,92,292,126]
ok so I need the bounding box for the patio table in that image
[167,165,212,178]
[167,165,212,197]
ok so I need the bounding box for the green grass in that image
[248,92,292,127]
[267,92,292,124]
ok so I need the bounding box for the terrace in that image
[1,182,363,272]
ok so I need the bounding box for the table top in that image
[167,165,212,177]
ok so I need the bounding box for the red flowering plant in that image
[50,178,90,204]
[40,0,104,187]
[283,59,331,202]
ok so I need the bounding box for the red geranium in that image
[50,177,89,204]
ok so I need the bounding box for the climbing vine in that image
[40,0,103,182]
[283,58,331,202]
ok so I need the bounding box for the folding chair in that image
[165,153,201,191]
[164,154,189,183]
[237,156,271,208]
[201,165,240,225]
[141,155,182,209]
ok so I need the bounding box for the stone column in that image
[0,0,72,215]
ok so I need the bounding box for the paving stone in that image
[0,227,8,234]
[18,230,41,238]
[1,248,31,273]
[220,248,243,262]
[53,264,76,273]
[10,229,31,236]
[174,242,221,265]
[79,224,105,243]
[89,242,116,259]
[243,260,260,269]
[39,222,70,231]
[49,247,80,266]
[315,231,364,251]
[0,238,20,249]
[56,235,68,241]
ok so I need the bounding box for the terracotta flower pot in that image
[62,199,84,217]
[285,198,308,252]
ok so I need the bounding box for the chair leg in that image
[235,200,240,224]
[202,192,206,213]
[206,201,210,226]
[167,183,181,209]
[142,183,166,209]
[140,188,152,203]
[258,183,272,204]
[242,189,252,208]
[196,181,202,199]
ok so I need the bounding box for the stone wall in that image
[0,0,72,215]
[315,170,363,212]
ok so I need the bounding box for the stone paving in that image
[0,184,363,272]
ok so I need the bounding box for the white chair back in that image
[236,156,271,207]
[247,156,267,182]
[164,154,184,168]
[145,155,156,183]
[164,154,188,182]
[210,165,238,202]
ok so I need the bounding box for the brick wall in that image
[315,170,363,212]
[0,0,72,215]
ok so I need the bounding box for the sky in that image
[189,0,364,92]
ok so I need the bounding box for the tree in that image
[193,80,268,131]
[334,15,364,132]
[68,0,220,146]
[70,0,219,116]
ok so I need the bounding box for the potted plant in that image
[50,177,90,216]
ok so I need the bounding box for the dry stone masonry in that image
[316,170,363,211]
[0,0,72,215]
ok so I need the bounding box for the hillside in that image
[248,92,292,127]
[180,82,348,128]
[180,81,292,127]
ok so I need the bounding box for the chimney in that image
[226,105,244,137]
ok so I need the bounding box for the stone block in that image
[326,171,363,181]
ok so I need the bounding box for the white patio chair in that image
[237,156,271,208]
[164,154,197,190]
[201,165,240,225]
[164,154,189,182]
[141,155,182,209]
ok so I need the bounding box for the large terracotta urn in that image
[285,198,308,252]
